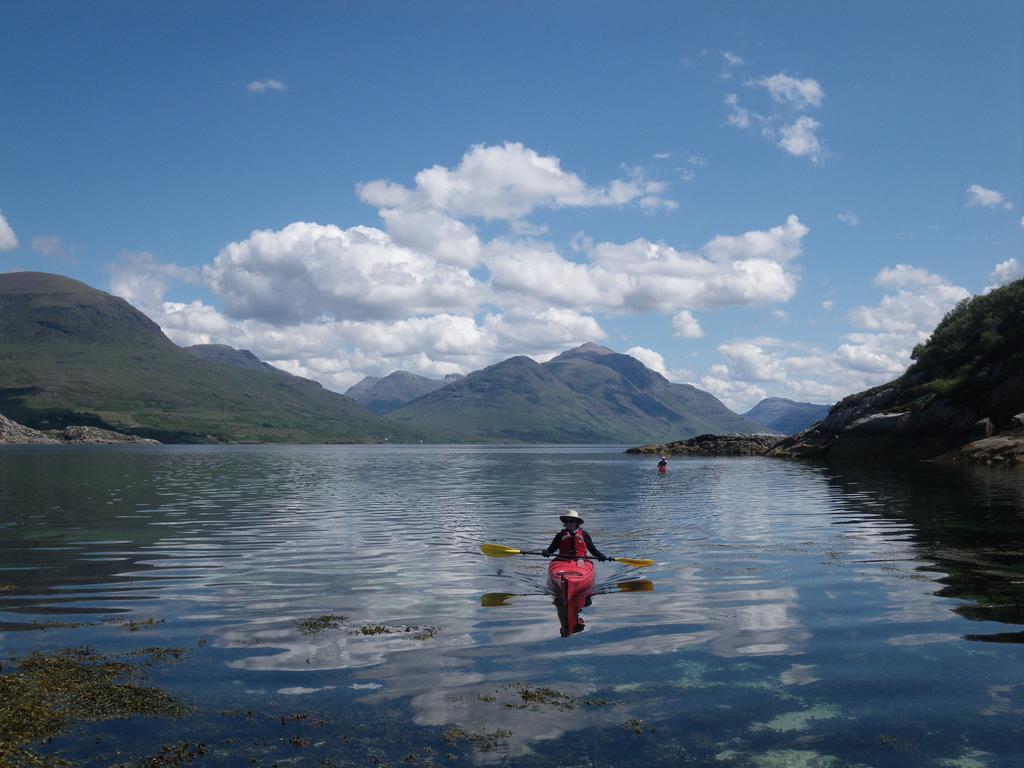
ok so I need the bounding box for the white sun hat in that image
[559,509,584,524]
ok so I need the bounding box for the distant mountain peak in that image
[571,342,615,355]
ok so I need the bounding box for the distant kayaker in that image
[542,509,607,561]
[657,455,668,471]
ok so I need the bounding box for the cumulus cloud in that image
[0,211,18,251]
[486,215,807,314]
[821,300,834,311]
[778,117,823,163]
[358,142,675,222]
[672,310,704,338]
[699,265,972,410]
[247,79,286,93]
[107,251,200,312]
[837,210,860,227]
[966,184,1012,209]
[750,74,824,109]
[986,258,1023,290]
[203,221,484,324]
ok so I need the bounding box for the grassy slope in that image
[0,273,420,443]
[385,357,630,442]
[387,348,761,443]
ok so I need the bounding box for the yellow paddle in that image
[480,543,654,568]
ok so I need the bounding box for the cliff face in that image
[770,279,1024,463]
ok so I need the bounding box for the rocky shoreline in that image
[1,413,160,445]
[626,433,783,457]
[627,421,1024,466]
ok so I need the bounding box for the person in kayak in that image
[657,455,668,471]
[541,509,607,561]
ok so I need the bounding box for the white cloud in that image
[851,269,968,332]
[718,341,788,381]
[246,79,286,93]
[966,184,1012,209]
[778,117,823,163]
[203,221,484,324]
[837,210,860,227]
[485,215,807,315]
[722,50,745,67]
[698,265,971,410]
[821,300,834,311]
[986,258,1023,290]
[358,142,675,222]
[653,152,673,160]
[874,264,945,289]
[0,211,18,251]
[704,214,808,263]
[625,347,667,375]
[725,93,753,129]
[106,251,199,312]
[688,155,708,167]
[30,235,76,263]
[750,74,824,109]
[672,309,704,338]
[377,208,481,267]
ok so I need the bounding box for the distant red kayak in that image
[548,557,595,637]
[658,464,667,473]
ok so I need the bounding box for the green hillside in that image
[386,343,762,443]
[0,272,419,443]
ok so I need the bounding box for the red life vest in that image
[556,527,588,557]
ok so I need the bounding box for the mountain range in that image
[742,397,830,435]
[384,343,764,443]
[0,271,824,443]
[345,371,463,415]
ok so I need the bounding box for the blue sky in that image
[2,1,1022,409]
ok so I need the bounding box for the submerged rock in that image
[627,433,783,457]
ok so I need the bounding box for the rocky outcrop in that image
[0,413,60,444]
[1,413,160,445]
[627,433,783,457]
[938,428,1024,465]
[59,426,160,445]
[767,369,1024,463]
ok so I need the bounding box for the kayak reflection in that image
[480,564,653,638]
[549,555,595,637]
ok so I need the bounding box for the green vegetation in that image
[907,278,1024,403]
[0,647,189,767]
[387,345,762,443]
[0,272,426,443]
[295,614,349,635]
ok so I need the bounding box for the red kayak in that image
[548,557,595,637]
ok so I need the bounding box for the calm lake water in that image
[1,445,1023,767]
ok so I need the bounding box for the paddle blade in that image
[615,579,654,593]
[480,543,523,558]
[612,557,655,568]
[481,592,517,607]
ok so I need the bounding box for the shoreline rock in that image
[59,425,161,445]
[626,433,783,457]
[1,413,160,445]
[0,413,61,444]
